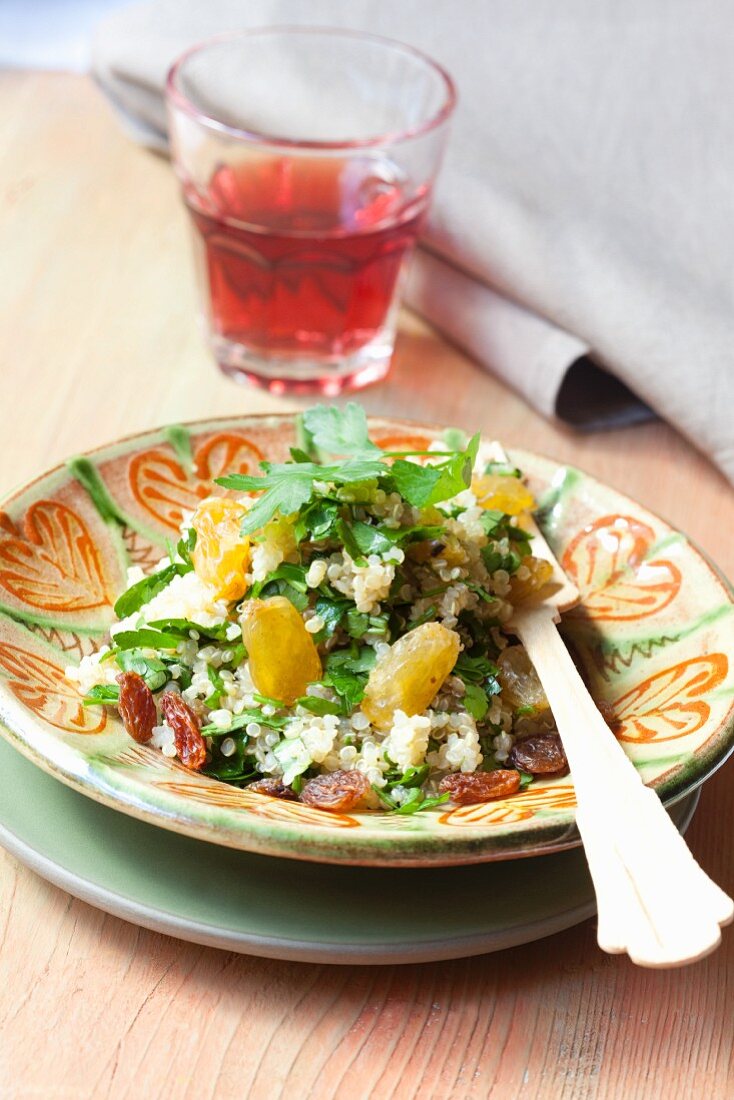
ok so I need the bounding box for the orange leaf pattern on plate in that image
[129,432,264,531]
[374,433,433,453]
[0,512,16,536]
[562,514,682,621]
[609,654,727,743]
[0,501,113,611]
[0,642,106,734]
[439,783,577,827]
[156,779,360,827]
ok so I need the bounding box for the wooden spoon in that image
[488,445,734,967]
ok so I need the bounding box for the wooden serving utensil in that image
[488,445,734,967]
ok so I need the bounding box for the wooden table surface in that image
[1,72,733,1100]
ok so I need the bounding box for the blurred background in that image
[1,0,128,70]
[2,0,733,487]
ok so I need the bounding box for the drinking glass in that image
[166,28,456,394]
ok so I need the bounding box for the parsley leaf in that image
[384,764,430,791]
[222,642,246,669]
[113,562,188,619]
[484,460,522,478]
[348,520,396,557]
[335,517,368,565]
[205,665,225,708]
[303,402,381,457]
[386,524,445,546]
[409,604,438,628]
[203,736,259,783]
[147,618,232,642]
[397,791,450,814]
[295,696,343,716]
[221,471,315,535]
[314,595,352,637]
[272,737,312,783]
[454,651,502,713]
[462,682,489,721]
[176,528,197,567]
[111,628,182,651]
[217,456,386,534]
[325,647,377,674]
[345,609,389,639]
[250,563,310,610]
[482,546,522,576]
[389,460,443,507]
[82,684,120,706]
[390,433,480,507]
[479,511,532,562]
[455,652,499,683]
[466,582,496,604]
[321,646,377,711]
[294,500,339,543]
[323,667,367,711]
[201,709,289,734]
[345,609,369,638]
[373,786,450,814]
[114,648,168,691]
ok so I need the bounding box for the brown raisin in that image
[247,777,298,801]
[300,770,370,812]
[116,671,156,744]
[596,699,616,728]
[160,692,206,770]
[509,733,569,777]
[439,769,521,805]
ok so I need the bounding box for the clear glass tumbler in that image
[166,28,456,394]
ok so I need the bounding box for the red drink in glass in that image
[185,157,427,369]
[167,28,455,393]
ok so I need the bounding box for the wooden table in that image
[1,72,732,1099]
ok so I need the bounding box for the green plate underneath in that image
[0,739,701,965]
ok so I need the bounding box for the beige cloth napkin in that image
[93,0,734,483]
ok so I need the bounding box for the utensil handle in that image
[512,607,734,968]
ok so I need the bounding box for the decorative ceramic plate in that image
[0,737,701,963]
[0,415,731,866]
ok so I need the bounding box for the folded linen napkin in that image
[93,0,734,482]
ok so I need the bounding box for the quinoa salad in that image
[67,405,569,815]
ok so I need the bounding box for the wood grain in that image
[0,72,733,1099]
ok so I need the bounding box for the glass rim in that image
[165,26,457,150]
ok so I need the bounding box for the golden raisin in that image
[472,474,535,516]
[497,645,550,712]
[438,538,467,568]
[161,692,206,770]
[509,556,554,602]
[361,622,461,730]
[261,515,297,558]
[116,671,156,744]
[240,596,322,704]
[439,769,521,805]
[191,497,250,601]
[406,539,440,564]
[300,770,370,812]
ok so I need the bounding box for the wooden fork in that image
[488,444,733,967]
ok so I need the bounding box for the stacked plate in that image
[0,416,731,962]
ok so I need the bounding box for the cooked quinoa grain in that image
[67,405,558,813]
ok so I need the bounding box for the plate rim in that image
[0,412,731,866]
[0,769,701,965]
[0,818,596,964]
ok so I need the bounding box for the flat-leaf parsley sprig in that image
[216,404,480,534]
